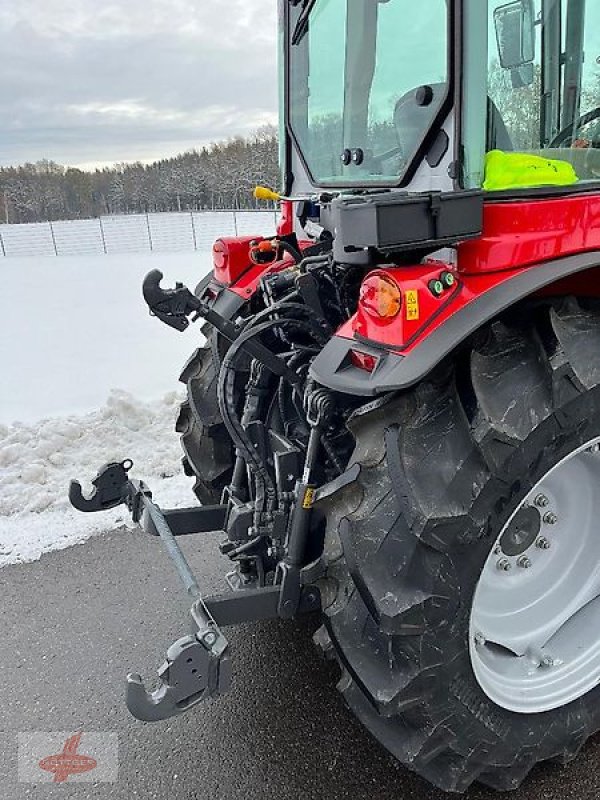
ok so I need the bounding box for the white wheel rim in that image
[470,437,600,714]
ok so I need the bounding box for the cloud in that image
[0,0,279,167]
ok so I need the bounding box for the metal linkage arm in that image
[69,460,230,722]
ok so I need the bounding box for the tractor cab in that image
[278,0,600,395]
[283,0,600,202]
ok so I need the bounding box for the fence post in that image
[0,228,5,257]
[98,216,107,254]
[49,220,58,256]
[233,210,239,237]
[190,210,197,251]
[146,213,153,251]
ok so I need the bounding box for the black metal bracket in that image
[204,584,321,627]
[145,505,228,537]
[125,628,231,723]
[276,389,336,620]
[69,459,140,514]
[142,269,202,331]
[141,270,305,389]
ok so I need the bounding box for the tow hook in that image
[126,618,231,723]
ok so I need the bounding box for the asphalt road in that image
[1,527,599,799]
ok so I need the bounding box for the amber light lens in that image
[359,272,402,319]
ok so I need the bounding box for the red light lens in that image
[350,349,378,373]
[212,239,228,272]
[359,272,402,319]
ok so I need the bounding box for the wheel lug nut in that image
[517,556,532,569]
[497,558,512,572]
[543,512,558,525]
[541,655,555,668]
[474,632,486,647]
[535,494,549,508]
[536,537,551,550]
[494,544,502,555]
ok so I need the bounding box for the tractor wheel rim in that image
[469,436,600,714]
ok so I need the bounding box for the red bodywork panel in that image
[212,235,299,294]
[228,257,296,298]
[343,193,600,352]
[277,201,295,237]
[458,194,600,274]
[211,201,298,292]
[216,194,600,352]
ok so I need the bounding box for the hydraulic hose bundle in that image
[216,300,331,526]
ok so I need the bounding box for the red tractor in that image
[71,0,600,791]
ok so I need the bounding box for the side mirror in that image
[494,0,536,70]
[511,62,535,88]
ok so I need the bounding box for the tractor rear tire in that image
[176,337,235,505]
[316,300,600,792]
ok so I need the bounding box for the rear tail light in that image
[359,272,402,320]
[211,236,257,285]
[212,239,228,273]
[350,349,378,373]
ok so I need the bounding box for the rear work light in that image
[359,272,402,320]
[350,349,378,373]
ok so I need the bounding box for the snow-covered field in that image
[0,251,218,566]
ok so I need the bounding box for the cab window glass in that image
[485,0,600,185]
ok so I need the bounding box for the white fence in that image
[0,210,279,257]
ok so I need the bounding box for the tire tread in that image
[319,301,600,792]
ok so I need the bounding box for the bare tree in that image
[0,129,279,223]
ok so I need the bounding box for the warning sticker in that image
[302,487,316,509]
[406,290,420,321]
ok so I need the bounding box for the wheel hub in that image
[470,437,600,714]
[499,506,541,556]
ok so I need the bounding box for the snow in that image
[0,251,220,567]
[1,251,215,423]
[0,391,199,566]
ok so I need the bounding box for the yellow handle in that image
[254,186,281,202]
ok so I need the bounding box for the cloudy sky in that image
[0,0,279,168]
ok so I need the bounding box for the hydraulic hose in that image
[217,316,329,515]
[240,301,331,339]
[278,240,303,265]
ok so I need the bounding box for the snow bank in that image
[0,390,198,567]
[0,251,209,565]
[0,250,235,566]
